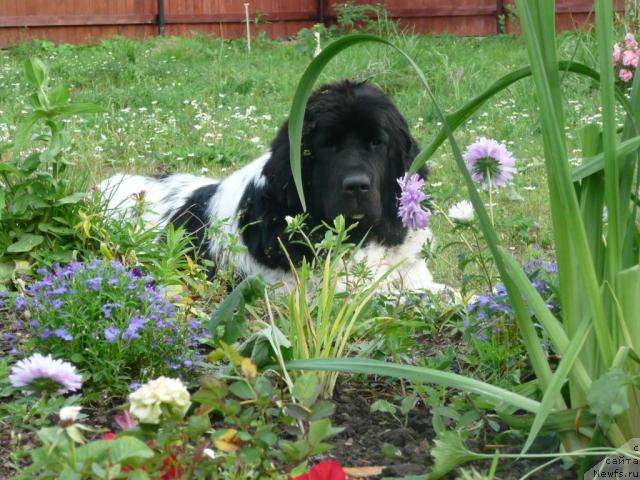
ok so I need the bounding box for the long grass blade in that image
[517,0,613,366]
[595,0,621,281]
[284,358,542,413]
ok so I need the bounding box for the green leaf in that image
[229,380,255,400]
[308,418,342,446]
[239,446,261,465]
[616,266,640,344]
[207,275,265,343]
[14,110,48,153]
[370,399,397,415]
[587,368,631,430]
[192,376,228,405]
[107,436,154,463]
[57,192,87,205]
[10,193,49,214]
[7,233,45,253]
[54,103,105,116]
[427,431,487,480]
[0,191,5,218]
[0,162,19,174]
[292,372,320,407]
[284,358,541,413]
[309,400,335,421]
[24,57,48,89]
[400,394,416,416]
[48,84,70,108]
[572,135,640,182]
[284,403,311,421]
[186,413,211,439]
[255,425,277,447]
[0,263,14,280]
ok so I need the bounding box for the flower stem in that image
[487,172,495,227]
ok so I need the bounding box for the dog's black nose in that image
[342,173,371,194]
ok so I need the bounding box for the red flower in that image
[160,447,182,479]
[289,460,346,480]
[101,432,182,479]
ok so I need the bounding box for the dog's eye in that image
[370,138,386,148]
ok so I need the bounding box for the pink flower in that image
[625,32,638,50]
[396,174,431,230]
[463,137,516,189]
[613,43,622,65]
[622,49,639,67]
[9,353,82,394]
[619,68,634,82]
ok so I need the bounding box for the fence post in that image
[157,0,166,35]
[496,0,504,34]
[317,0,326,25]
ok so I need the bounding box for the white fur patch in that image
[354,228,447,293]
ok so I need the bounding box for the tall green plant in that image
[283,1,640,475]
[0,58,103,281]
[276,215,397,398]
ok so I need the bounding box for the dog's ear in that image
[263,118,316,212]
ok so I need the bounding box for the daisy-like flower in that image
[129,376,191,424]
[59,406,82,423]
[448,200,474,223]
[397,173,431,230]
[463,137,516,189]
[9,353,82,394]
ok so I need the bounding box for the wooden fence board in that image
[0,1,627,47]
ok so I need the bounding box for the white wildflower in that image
[59,406,82,423]
[448,200,474,224]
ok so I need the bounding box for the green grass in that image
[0,31,608,286]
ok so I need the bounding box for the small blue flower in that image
[104,324,120,343]
[14,297,27,310]
[54,328,73,341]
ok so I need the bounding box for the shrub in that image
[0,58,103,282]
[8,259,209,396]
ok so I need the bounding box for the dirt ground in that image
[327,381,577,479]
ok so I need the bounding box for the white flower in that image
[203,448,217,460]
[284,215,294,225]
[128,377,191,424]
[59,406,82,423]
[448,200,474,224]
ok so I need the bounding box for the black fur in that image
[169,183,219,257]
[239,80,427,271]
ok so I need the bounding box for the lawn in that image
[0,5,638,479]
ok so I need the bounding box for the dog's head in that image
[264,80,426,245]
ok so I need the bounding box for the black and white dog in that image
[99,80,446,292]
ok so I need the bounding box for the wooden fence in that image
[0,1,625,48]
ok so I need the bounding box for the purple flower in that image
[397,174,431,230]
[9,353,82,394]
[131,267,143,278]
[104,324,120,343]
[15,297,27,310]
[40,328,52,340]
[54,328,73,341]
[51,299,64,310]
[85,277,102,292]
[463,137,516,189]
[101,302,121,319]
[123,316,146,341]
